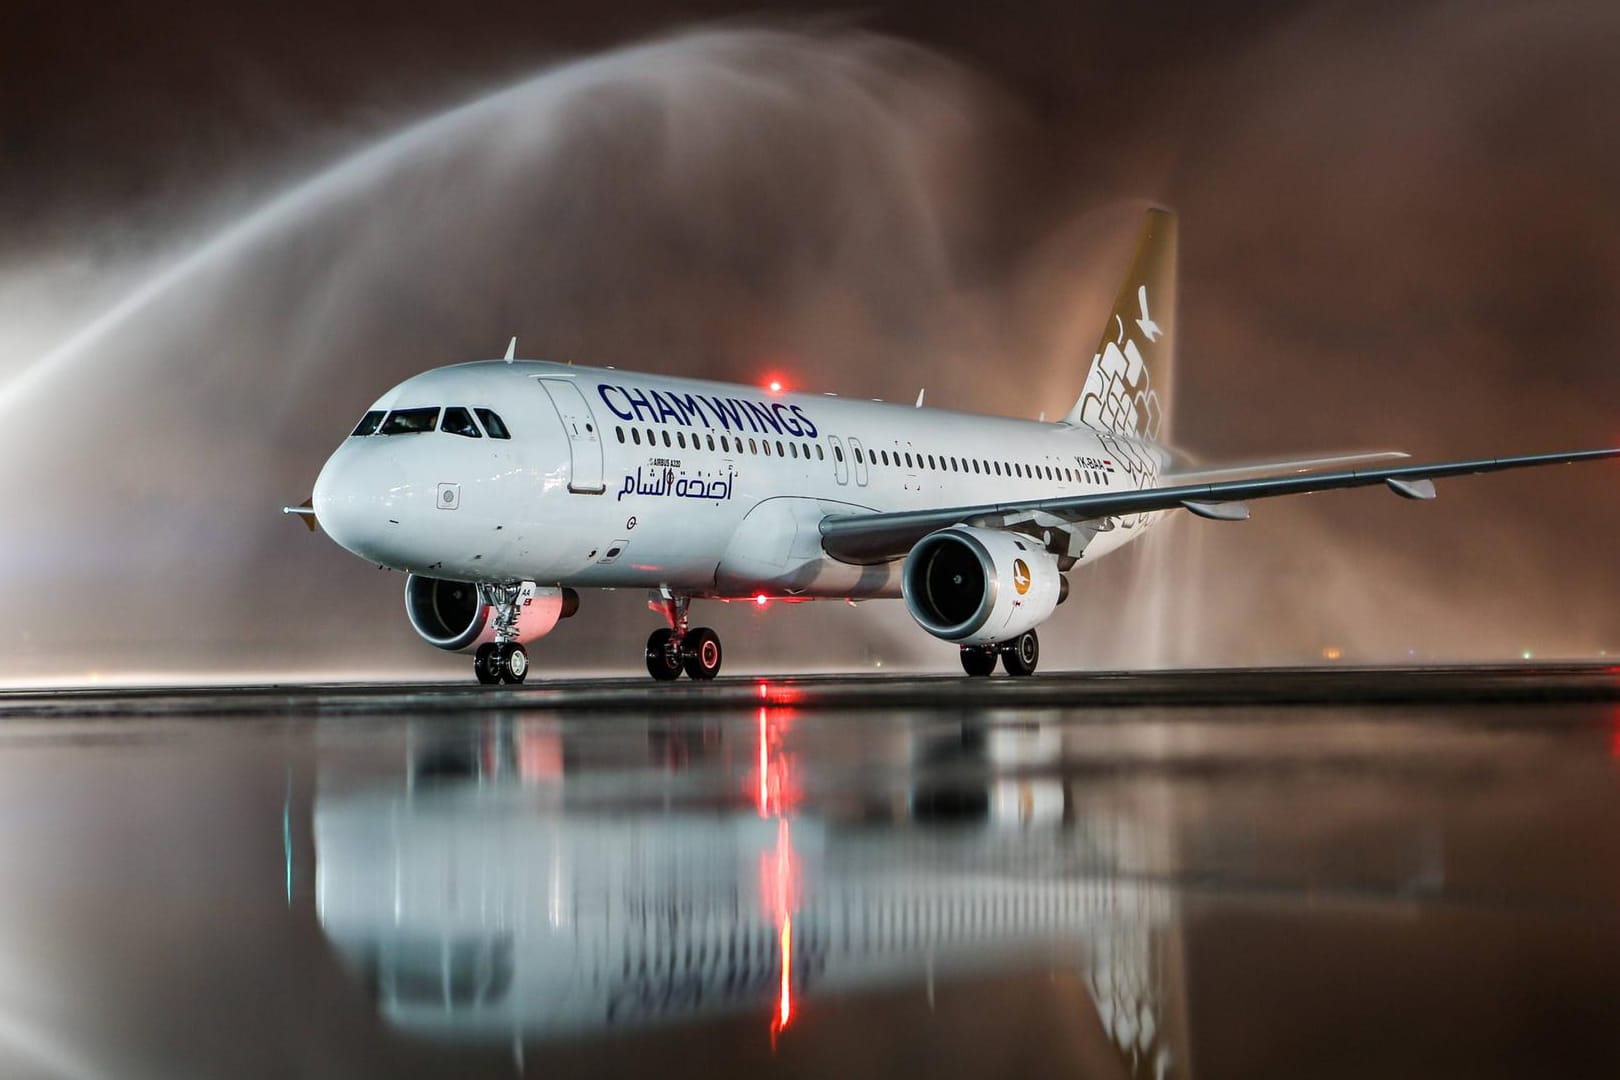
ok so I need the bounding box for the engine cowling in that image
[901,526,1064,646]
[404,575,578,653]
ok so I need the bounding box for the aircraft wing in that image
[818,448,1620,564]
[1162,449,1410,484]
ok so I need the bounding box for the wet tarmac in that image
[2,666,1619,1078]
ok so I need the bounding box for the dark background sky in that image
[1,1,1617,678]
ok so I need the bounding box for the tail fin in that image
[1061,208,1177,443]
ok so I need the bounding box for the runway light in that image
[755,594,769,607]
[1321,646,1343,661]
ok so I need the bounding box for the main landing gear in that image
[646,593,723,681]
[474,584,529,685]
[959,629,1040,678]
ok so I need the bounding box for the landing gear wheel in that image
[497,642,529,685]
[646,628,684,681]
[682,627,723,680]
[1002,630,1040,677]
[474,643,501,685]
[959,646,997,677]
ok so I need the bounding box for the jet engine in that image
[404,575,578,652]
[901,526,1065,646]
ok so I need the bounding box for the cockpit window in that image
[350,410,385,437]
[441,407,481,438]
[380,407,440,435]
[474,408,511,440]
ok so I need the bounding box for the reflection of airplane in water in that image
[315,713,1190,1076]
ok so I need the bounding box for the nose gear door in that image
[538,379,606,494]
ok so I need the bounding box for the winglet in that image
[504,336,517,363]
[915,389,925,408]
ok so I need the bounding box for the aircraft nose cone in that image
[312,444,407,564]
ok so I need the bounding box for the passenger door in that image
[828,436,850,485]
[537,379,606,494]
[848,436,870,487]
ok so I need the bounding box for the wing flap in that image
[1181,499,1251,521]
[819,447,1620,564]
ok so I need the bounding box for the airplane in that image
[289,209,1620,684]
[314,714,1190,1069]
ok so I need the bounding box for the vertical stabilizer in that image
[1062,208,1177,443]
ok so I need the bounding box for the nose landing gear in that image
[646,591,724,681]
[474,584,530,685]
[474,641,529,684]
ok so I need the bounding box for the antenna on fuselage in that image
[504,336,517,363]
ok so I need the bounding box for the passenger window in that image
[677,432,687,449]
[350,410,385,437]
[721,435,731,452]
[382,407,440,435]
[749,439,758,454]
[789,443,798,459]
[615,426,625,444]
[473,408,511,439]
[833,445,843,462]
[776,440,785,457]
[816,445,824,460]
[855,447,864,464]
[707,434,716,451]
[927,455,935,469]
[441,407,481,438]
[632,429,642,445]
[662,431,672,447]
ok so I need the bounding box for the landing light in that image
[755,594,770,607]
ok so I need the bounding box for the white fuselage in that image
[312,360,1169,598]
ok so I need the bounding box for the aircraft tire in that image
[497,642,529,684]
[682,627,723,680]
[1002,630,1040,677]
[474,643,501,685]
[959,647,997,677]
[646,628,684,681]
